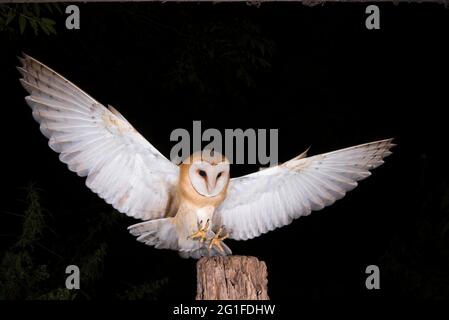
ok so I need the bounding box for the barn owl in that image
[18,54,395,259]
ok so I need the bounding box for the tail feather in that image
[128,218,232,259]
[128,218,179,250]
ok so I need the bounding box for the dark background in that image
[0,3,448,301]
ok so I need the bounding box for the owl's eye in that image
[198,170,207,178]
[217,172,222,178]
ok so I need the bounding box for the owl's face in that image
[187,151,230,198]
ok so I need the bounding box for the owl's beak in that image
[207,176,217,193]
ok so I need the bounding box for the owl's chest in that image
[195,205,215,225]
[175,203,216,234]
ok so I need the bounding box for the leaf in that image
[39,20,50,35]
[5,9,15,26]
[29,18,38,35]
[41,17,55,26]
[52,4,62,14]
[44,3,53,14]
[32,4,41,17]
[22,4,31,17]
[43,3,62,14]
[40,17,56,35]
[46,23,56,35]
[18,14,26,34]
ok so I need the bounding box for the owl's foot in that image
[208,226,229,253]
[188,220,210,243]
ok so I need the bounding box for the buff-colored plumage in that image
[19,54,395,259]
[178,152,229,208]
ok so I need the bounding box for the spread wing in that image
[19,54,179,220]
[214,139,395,240]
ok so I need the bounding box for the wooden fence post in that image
[196,255,269,300]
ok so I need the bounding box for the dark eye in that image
[198,170,207,178]
[217,172,222,178]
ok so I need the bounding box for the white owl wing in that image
[19,54,179,220]
[215,139,395,240]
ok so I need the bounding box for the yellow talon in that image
[208,227,229,253]
[188,220,210,243]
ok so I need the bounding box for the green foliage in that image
[380,157,449,299]
[167,18,275,94]
[37,288,77,300]
[79,242,108,287]
[17,184,46,248]
[0,183,49,300]
[117,278,168,300]
[0,251,49,300]
[0,184,167,300]
[0,4,60,35]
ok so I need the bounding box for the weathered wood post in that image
[196,255,269,300]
